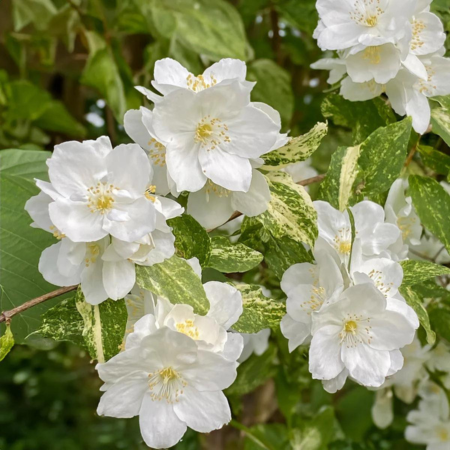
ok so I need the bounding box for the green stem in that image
[229,420,276,450]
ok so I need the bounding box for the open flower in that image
[314,0,416,51]
[96,327,237,449]
[136,57,254,102]
[151,81,280,193]
[40,137,156,243]
[280,242,344,352]
[309,283,418,387]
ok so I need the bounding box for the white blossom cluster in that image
[124,58,287,229]
[25,137,184,305]
[312,0,450,134]
[280,198,421,391]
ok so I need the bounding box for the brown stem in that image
[0,285,78,324]
[270,6,282,65]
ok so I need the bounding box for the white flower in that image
[427,341,450,374]
[386,56,450,134]
[150,81,280,193]
[238,329,271,363]
[96,327,236,449]
[410,234,450,265]
[406,381,450,449]
[136,57,254,102]
[384,178,422,248]
[124,107,174,196]
[309,283,417,387]
[280,242,344,352]
[311,57,348,84]
[38,136,156,243]
[314,0,416,51]
[186,169,270,229]
[314,200,401,265]
[123,281,244,362]
[340,77,385,101]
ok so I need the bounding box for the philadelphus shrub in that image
[14,2,450,447]
[313,0,450,133]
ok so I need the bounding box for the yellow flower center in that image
[194,116,230,151]
[344,320,358,334]
[186,73,217,92]
[363,46,381,65]
[176,319,200,340]
[350,0,384,27]
[147,138,166,167]
[148,367,187,403]
[85,243,101,267]
[87,182,116,214]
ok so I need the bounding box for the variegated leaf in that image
[262,122,328,169]
[136,255,209,315]
[232,284,285,334]
[431,106,450,146]
[400,260,450,287]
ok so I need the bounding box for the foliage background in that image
[1,0,450,448]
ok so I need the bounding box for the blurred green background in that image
[1,0,449,448]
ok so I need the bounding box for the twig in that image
[0,285,78,324]
[207,173,326,232]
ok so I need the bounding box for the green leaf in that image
[0,149,50,180]
[399,286,436,345]
[264,235,313,280]
[319,119,412,210]
[207,236,263,273]
[254,172,318,247]
[291,407,336,450]
[247,59,294,127]
[75,288,127,363]
[153,0,247,61]
[136,256,209,314]
[36,297,86,348]
[400,260,450,286]
[232,284,285,334]
[409,175,450,254]
[418,145,450,176]
[318,144,362,211]
[276,0,318,34]
[0,173,64,344]
[431,106,450,146]
[321,94,396,144]
[262,122,328,169]
[81,33,127,123]
[428,306,450,342]
[0,325,15,362]
[357,118,412,195]
[225,344,277,396]
[243,424,290,450]
[12,0,57,31]
[167,214,211,266]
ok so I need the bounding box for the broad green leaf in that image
[36,297,86,348]
[12,0,57,31]
[152,0,247,61]
[357,118,412,195]
[431,106,450,146]
[225,344,277,396]
[400,260,450,286]
[136,256,209,314]
[0,325,14,362]
[399,286,436,345]
[320,119,412,210]
[75,289,127,363]
[411,279,450,303]
[81,33,127,123]
[232,284,285,334]
[291,407,336,450]
[262,122,328,169]
[276,0,318,34]
[418,145,450,176]
[0,149,50,180]
[243,424,290,450]
[168,214,211,266]
[247,59,295,127]
[318,144,361,211]
[409,175,450,254]
[254,172,318,247]
[321,94,396,144]
[429,306,450,342]
[0,173,63,344]
[207,236,263,273]
[264,235,313,280]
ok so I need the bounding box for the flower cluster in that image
[25,136,183,305]
[124,58,286,229]
[281,199,420,391]
[313,0,450,134]
[97,260,245,449]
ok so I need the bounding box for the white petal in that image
[231,170,270,217]
[372,388,394,428]
[81,259,109,305]
[102,259,136,300]
[322,369,348,394]
[281,314,311,352]
[174,388,230,433]
[25,191,54,232]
